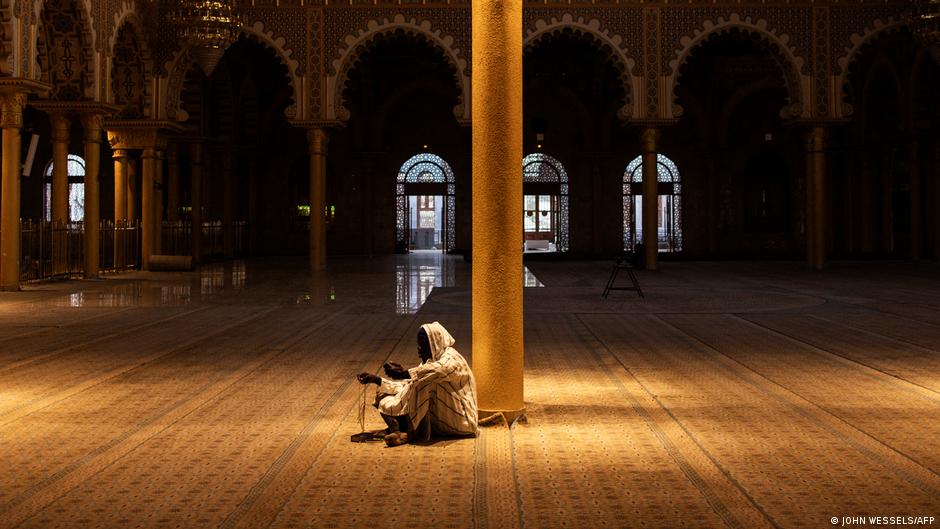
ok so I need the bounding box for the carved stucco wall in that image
[523,13,639,120]
[3,1,909,123]
[163,17,303,122]
[323,9,470,123]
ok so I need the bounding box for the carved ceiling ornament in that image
[112,17,152,118]
[524,14,638,121]
[163,23,301,122]
[833,16,905,119]
[36,0,96,101]
[327,14,469,123]
[667,14,810,121]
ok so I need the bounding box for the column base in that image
[478,407,527,427]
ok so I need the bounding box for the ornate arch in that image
[834,17,905,119]
[668,14,809,120]
[524,14,638,121]
[36,0,97,100]
[327,14,469,123]
[111,14,153,117]
[164,22,301,122]
[0,0,13,75]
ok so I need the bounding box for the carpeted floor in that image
[1,256,938,528]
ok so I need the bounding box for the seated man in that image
[357,321,478,447]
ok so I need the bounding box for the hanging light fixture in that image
[168,0,243,76]
[911,0,940,64]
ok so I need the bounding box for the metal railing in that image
[19,218,248,283]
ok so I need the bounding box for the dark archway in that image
[673,29,800,258]
[331,31,465,255]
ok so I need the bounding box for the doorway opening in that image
[522,153,568,252]
[396,153,455,253]
[623,154,682,253]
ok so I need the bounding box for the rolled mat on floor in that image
[148,255,194,271]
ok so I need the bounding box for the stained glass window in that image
[623,154,682,253]
[396,153,456,251]
[522,153,569,252]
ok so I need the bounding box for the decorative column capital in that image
[80,113,104,143]
[0,92,28,129]
[49,112,72,141]
[112,148,131,160]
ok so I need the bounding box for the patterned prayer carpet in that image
[0,257,938,528]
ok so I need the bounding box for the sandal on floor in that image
[383,432,409,447]
[350,430,387,443]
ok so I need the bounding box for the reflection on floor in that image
[1,258,939,528]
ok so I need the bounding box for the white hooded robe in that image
[375,321,478,436]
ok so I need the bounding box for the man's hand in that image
[383,362,410,380]
[357,373,381,385]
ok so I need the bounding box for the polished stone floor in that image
[1,255,939,528]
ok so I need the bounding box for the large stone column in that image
[0,92,27,290]
[81,114,102,278]
[640,128,660,270]
[471,0,524,419]
[50,112,71,223]
[166,144,180,222]
[307,129,329,271]
[805,126,828,269]
[140,148,156,270]
[191,142,204,262]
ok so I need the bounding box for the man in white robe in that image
[357,321,478,446]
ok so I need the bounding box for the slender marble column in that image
[935,138,940,261]
[154,149,165,255]
[50,112,71,224]
[471,0,524,419]
[112,149,129,269]
[127,155,138,224]
[805,126,828,269]
[0,92,27,290]
[222,150,234,259]
[81,114,102,278]
[910,137,922,260]
[307,129,329,271]
[641,128,660,270]
[113,150,129,223]
[191,142,204,262]
[140,148,156,270]
[166,144,180,222]
[248,155,259,254]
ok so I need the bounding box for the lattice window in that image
[522,153,569,252]
[43,154,86,223]
[396,153,456,251]
[623,154,682,253]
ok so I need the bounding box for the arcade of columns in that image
[0,0,932,417]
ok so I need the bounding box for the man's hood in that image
[421,321,455,361]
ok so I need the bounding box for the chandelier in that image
[168,0,242,75]
[911,0,940,64]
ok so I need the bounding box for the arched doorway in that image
[522,153,569,253]
[623,154,682,253]
[396,153,455,252]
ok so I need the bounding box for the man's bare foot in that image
[384,431,409,447]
